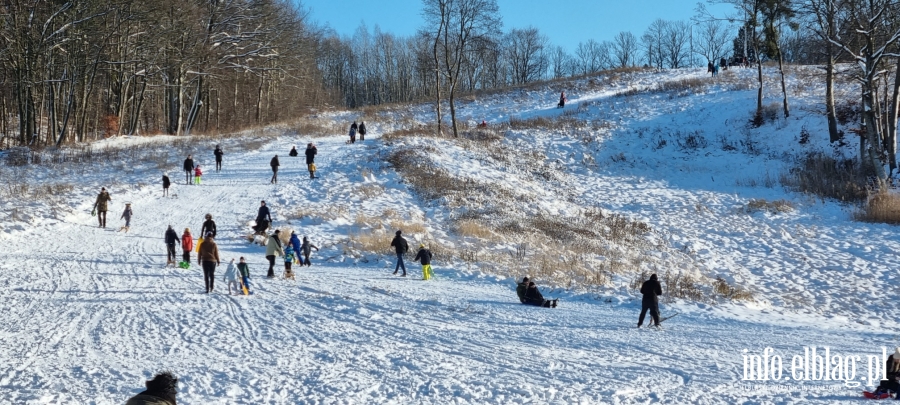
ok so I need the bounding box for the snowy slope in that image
[2,67,897,404]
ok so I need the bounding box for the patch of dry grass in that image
[780,152,868,202]
[454,219,494,239]
[855,190,900,224]
[745,198,794,214]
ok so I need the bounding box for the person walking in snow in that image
[223,258,242,294]
[214,145,224,172]
[289,231,302,264]
[300,236,319,266]
[305,143,317,179]
[200,213,217,239]
[390,230,409,276]
[237,256,251,294]
[254,201,272,235]
[183,155,195,185]
[712,64,719,77]
[720,57,728,71]
[289,145,298,157]
[358,121,367,141]
[414,243,433,280]
[181,228,193,265]
[265,229,285,278]
[637,273,662,327]
[349,121,358,144]
[283,244,296,279]
[707,61,714,75]
[194,165,202,185]
[124,371,178,405]
[524,281,558,308]
[198,232,220,293]
[162,173,171,197]
[165,225,180,266]
[270,155,280,184]
[120,203,133,232]
[93,187,112,228]
[557,91,566,108]
[516,276,530,303]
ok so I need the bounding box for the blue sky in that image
[305,0,737,52]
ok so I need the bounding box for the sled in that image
[195,237,204,253]
[178,261,190,269]
[863,391,893,400]
[658,313,680,323]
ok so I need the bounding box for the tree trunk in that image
[184,76,203,136]
[432,43,443,136]
[775,42,789,118]
[863,77,887,179]
[754,37,763,113]
[888,56,900,175]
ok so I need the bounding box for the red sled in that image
[863,391,892,399]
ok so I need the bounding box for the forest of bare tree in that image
[2,0,899,179]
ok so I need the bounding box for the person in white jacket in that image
[223,258,242,295]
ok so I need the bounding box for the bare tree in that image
[662,20,691,68]
[611,31,639,68]
[504,27,550,84]
[695,20,732,65]
[642,19,669,69]
[802,0,842,142]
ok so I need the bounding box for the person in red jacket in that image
[181,228,194,264]
[194,165,202,185]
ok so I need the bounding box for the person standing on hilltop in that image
[637,273,663,328]
[390,230,408,276]
[349,121,358,144]
[162,173,171,197]
[305,143,317,179]
[270,154,280,184]
[93,187,112,228]
[558,91,566,108]
[183,155,194,185]
[214,145,224,172]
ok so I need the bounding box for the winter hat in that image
[303,236,308,241]
[419,243,425,248]
[650,274,658,281]
[274,229,281,234]
[205,213,212,219]
[291,230,297,235]
[396,230,402,236]
[523,276,530,283]
[101,187,106,191]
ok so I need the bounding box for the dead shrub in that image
[780,152,867,202]
[750,103,782,127]
[508,115,586,130]
[855,190,900,224]
[356,184,385,199]
[662,271,704,302]
[389,219,427,234]
[745,198,794,214]
[349,230,393,254]
[713,276,754,301]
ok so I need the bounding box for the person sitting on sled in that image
[524,281,557,308]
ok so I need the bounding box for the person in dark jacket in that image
[557,91,566,108]
[390,230,408,276]
[124,371,177,405]
[305,143,317,178]
[887,347,900,379]
[299,236,318,266]
[349,121,358,144]
[270,155,280,184]
[289,146,298,157]
[93,187,112,228]
[413,243,433,280]
[707,61,714,75]
[198,233,220,293]
[183,155,194,185]
[237,256,251,294]
[254,201,272,235]
[165,225,180,265]
[200,213,217,239]
[516,276,530,303]
[524,281,558,307]
[162,173,171,197]
[638,273,663,327]
[214,145,224,172]
[358,121,367,141]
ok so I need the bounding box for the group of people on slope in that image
[389,230,433,280]
[513,273,663,317]
[92,187,132,231]
[263,228,319,279]
[348,121,367,144]
[288,142,318,179]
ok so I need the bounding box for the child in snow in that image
[181,228,194,265]
[194,165,202,185]
[516,276,530,303]
[162,173,171,197]
[237,257,251,294]
[300,236,319,266]
[524,281,557,308]
[223,259,241,295]
[120,203,133,232]
[283,244,296,279]
[414,243,433,280]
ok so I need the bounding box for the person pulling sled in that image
[637,273,662,328]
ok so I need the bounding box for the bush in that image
[780,152,868,202]
[855,190,900,224]
[745,198,794,214]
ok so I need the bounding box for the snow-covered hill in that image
[2,66,896,404]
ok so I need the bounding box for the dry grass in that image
[356,183,385,199]
[389,219,427,234]
[349,230,394,254]
[855,190,900,224]
[713,276,754,301]
[290,117,345,137]
[780,152,868,202]
[745,198,794,214]
[454,219,494,239]
[508,115,586,130]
